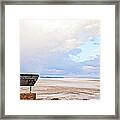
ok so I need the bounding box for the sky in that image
[20,19,100,78]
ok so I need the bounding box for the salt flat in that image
[20,78,100,100]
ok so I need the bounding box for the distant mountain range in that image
[40,76,100,79]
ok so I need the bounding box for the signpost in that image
[20,73,39,100]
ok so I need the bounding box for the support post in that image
[30,86,32,93]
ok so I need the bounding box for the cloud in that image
[69,49,99,63]
[20,19,100,78]
[47,69,64,74]
[68,54,80,62]
[68,37,100,63]
[20,19,100,57]
[82,65,96,73]
[50,38,82,53]
[84,22,99,29]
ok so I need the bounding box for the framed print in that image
[0,0,119,119]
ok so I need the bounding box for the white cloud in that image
[84,22,99,29]
[47,69,64,74]
[69,54,99,63]
[82,66,96,73]
[50,38,82,53]
[64,38,79,52]
[20,19,100,56]
[68,54,80,63]
[88,37,93,40]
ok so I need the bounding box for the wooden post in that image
[30,86,32,93]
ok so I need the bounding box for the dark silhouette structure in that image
[20,73,39,86]
[20,74,39,100]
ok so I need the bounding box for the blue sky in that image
[20,20,100,78]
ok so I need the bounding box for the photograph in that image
[20,19,100,100]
